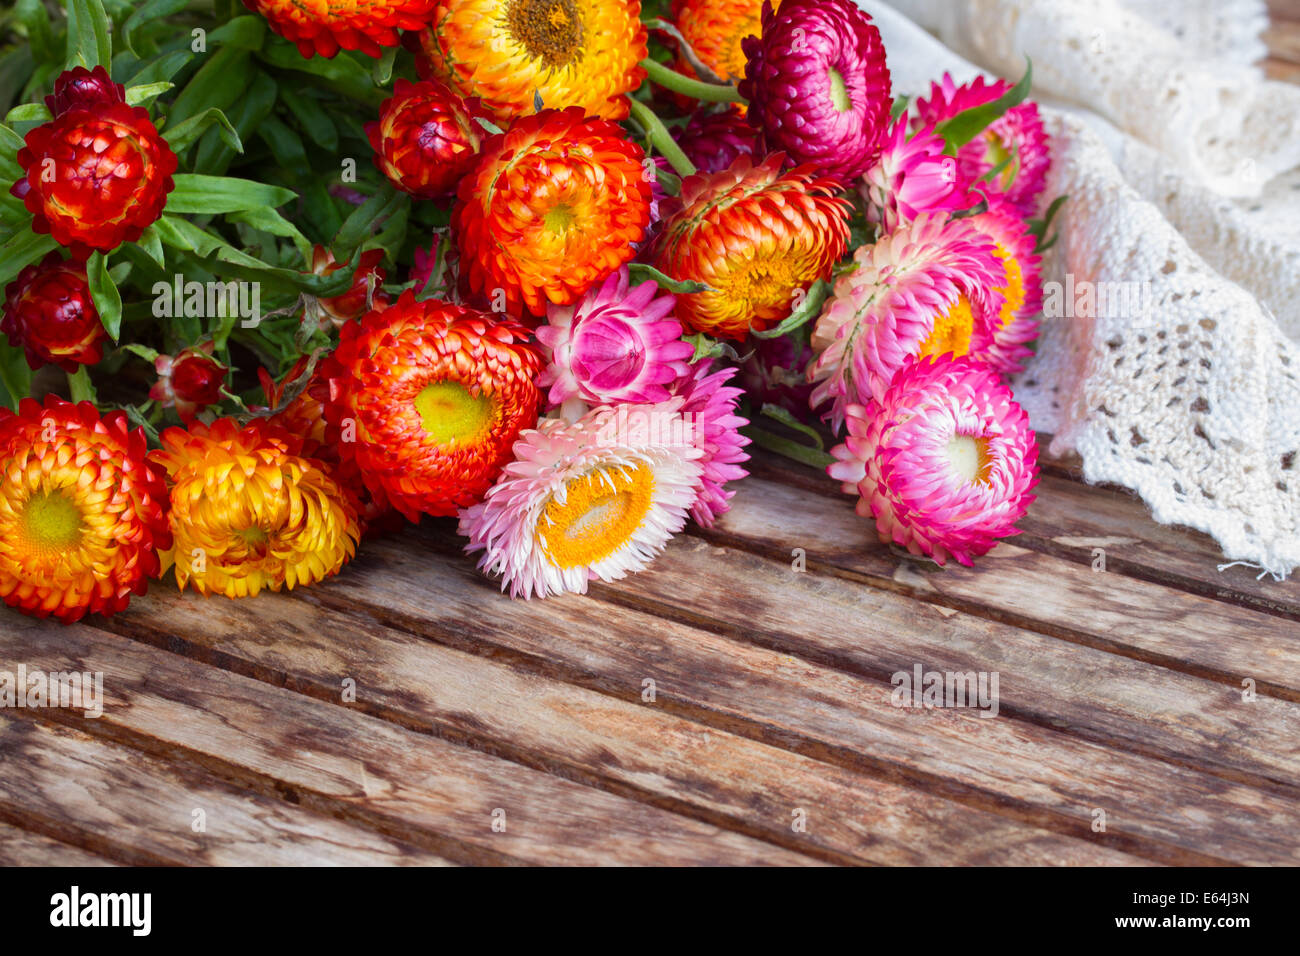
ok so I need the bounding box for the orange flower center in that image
[414,380,498,445]
[947,434,993,485]
[992,243,1025,328]
[537,464,654,569]
[919,296,975,360]
[506,0,585,69]
[19,487,84,555]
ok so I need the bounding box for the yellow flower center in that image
[505,0,585,69]
[919,296,975,359]
[993,243,1025,329]
[544,202,577,234]
[536,464,654,569]
[983,131,1019,190]
[947,434,993,485]
[827,67,852,112]
[19,488,84,555]
[414,381,497,445]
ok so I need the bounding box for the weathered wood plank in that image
[0,613,814,867]
[0,711,455,866]
[703,474,1300,698]
[306,531,1300,865]
[102,590,1144,866]
[745,450,1300,620]
[0,820,116,867]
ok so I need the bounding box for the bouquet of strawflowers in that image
[0,0,1057,623]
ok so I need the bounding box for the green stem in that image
[742,425,835,471]
[626,97,697,179]
[67,367,97,404]
[640,58,747,104]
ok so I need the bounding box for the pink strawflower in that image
[671,360,750,527]
[536,267,694,411]
[965,199,1043,374]
[739,0,892,183]
[458,405,703,599]
[860,117,965,230]
[808,213,1005,429]
[914,73,1051,218]
[676,107,759,175]
[828,356,1039,566]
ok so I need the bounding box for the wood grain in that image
[0,615,811,866]
[702,475,1300,699]
[0,820,116,867]
[301,532,1300,865]
[96,592,1144,866]
[0,711,455,866]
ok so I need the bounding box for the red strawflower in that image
[44,66,125,116]
[11,103,177,256]
[367,78,488,199]
[1,253,106,372]
[150,343,227,424]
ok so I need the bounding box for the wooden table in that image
[3,15,1300,867]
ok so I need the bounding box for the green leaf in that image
[65,0,114,71]
[131,222,166,267]
[163,107,243,154]
[760,404,824,450]
[121,343,161,363]
[0,337,32,411]
[742,424,834,470]
[0,230,56,287]
[683,331,735,364]
[204,16,267,50]
[227,207,312,261]
[889,94,911,122]
[15,0,56,64]
[258,41,383,105]
[193,71,276,175]
[166,174,295,214]
[3,102,51,125]
[332,186,403,260]
[257,118,309,172]
[125,81,173,107]
[121,0,191,58]
[167,46,250,127]
[279,87,339,152]
[86,251,123,340]
[751,278,831,340]
[1028,194,1069,246]
[627,262,714,295]
[125,49,193,88]
[373,46,398,86]
[935,59,1033,153]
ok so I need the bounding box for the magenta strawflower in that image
[914,73,1051,217]
[965,199,1043,374]
[671,361,750,527]
[861,117,965,230]
[738,0,892,182]
[675,107,759,175]
[828,356,1039,566]
[536,267,694,413]
[808,213,1005,429]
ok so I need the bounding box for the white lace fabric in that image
[858,0,1300,577]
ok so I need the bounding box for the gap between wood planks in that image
[746,441,1300,623]
[85,529,1297,864]
[0,618,818,866]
